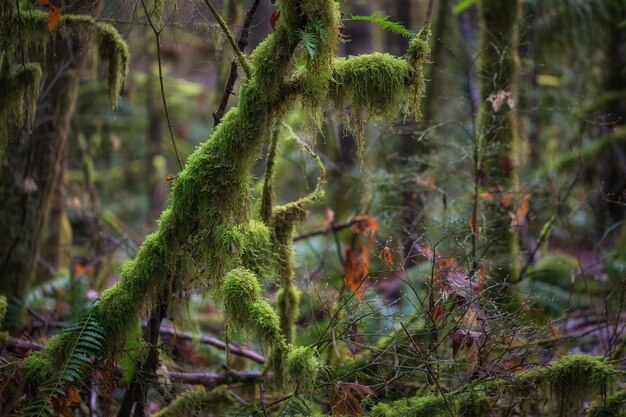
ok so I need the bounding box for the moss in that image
[240,220,275,282]
[587,390,626,417]
[276,285,300,344]
[222,268,284,348]
[330,52,423,159]
[285,345,317,394]
[152,386,234,417]
[22,350,56,383]
[369,394,449,417]
[510,354,616,417]
[0,295,7,327]
[458,392,491,417]
[0,62,42,139]
[95,23,130,108]
[529,252,578,288]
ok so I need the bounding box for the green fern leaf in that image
[297,28,318,59]
[351,12,415,38]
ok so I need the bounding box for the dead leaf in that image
[330,382,374,416]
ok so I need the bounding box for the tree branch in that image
[213,0,261,127]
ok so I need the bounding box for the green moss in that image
[458,392,491,417]
[240,220,275,282]
[0,295,7,327]
[276,285,300,344]
[23,350,56,383]
[587,390,626,417]
[529,252,578,288]
[510,354,616,417]
[95,23,130,108]
[0,61,42,139]
[369,394,449,417]
[152,386,234,417]
[330,52,424,159]
[285,345,317,394]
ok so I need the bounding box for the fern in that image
[297,28,318,59]
[351,12,415,38]
[21,307,105,417]
[278,395,313,417]
[297,19,328,59]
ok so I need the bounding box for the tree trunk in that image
[477,0,522,291]
[0,29,90,327]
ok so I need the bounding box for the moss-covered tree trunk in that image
[0,28,90,326]
[477,0,522,290]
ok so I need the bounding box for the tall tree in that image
[0,2,128,327]
[476,0,522,292]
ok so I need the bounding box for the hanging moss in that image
[95,23,130,107]
[330,46,428,159]
[240,220,275,282]
[587,390,626,417]
[510,354,617,417]
[0,61,42,140]
[285,345,317,394]
[152,386,234,417]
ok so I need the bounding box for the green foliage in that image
[351,12,415,38]
[0,296,7,327]
[21,308,105,417]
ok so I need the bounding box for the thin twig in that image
[213,0,260,126]
[202,0,252,79]
[423,0,435,29]
[400,322,455,417]
[259,383,269,417]
[140,0,184,170]
[293,219,361,241]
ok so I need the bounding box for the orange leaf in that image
[36,0,50,4]
[66,386,81,406]
[165,174,176,182]
[377,245,394,267]
[47,5,61,31]
[343,247,368,299]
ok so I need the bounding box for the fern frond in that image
[278,395,313,417]
[351,12,415,38]
[297,28,318,59]
[21,307,105,417]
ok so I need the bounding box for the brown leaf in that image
[66,386,81,406]
[330,382,374,416]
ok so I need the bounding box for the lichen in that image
[152,386,234,417]
[285,345,317,394]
